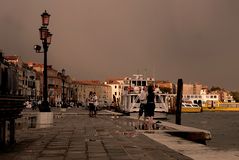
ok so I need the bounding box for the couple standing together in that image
[88,91,98,117]
[138,85,155,130]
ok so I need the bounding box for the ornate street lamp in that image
[41,10,50,26]
[34,10,53,112]
[61,69,66,108]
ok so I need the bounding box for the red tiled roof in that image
[78,80,101,85]
[107,80,120,84]
[4,55,19,60]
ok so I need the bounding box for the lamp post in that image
[34,10,53,112]
[61,69,66,108]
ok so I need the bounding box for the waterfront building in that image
[183,83,204,95]
[64,75,73,103]
[156,80,174,93]
[182,89,219,106]
[4,55,24,96]
[210,90,235,103]
[23,63,36,99]
[34,72,42,100]
[77,80,112,107]
[28,63,43,101]
[46,65,61,106]
[0,53,18,95]
[72,81,80,103]
[105,78,124,105]
[29,62,74,105]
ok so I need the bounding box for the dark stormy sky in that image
[1,0,239,90]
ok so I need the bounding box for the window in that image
[192,104,198,107]
[115,92,117,96]
[115,86,117,89]
[142,81,146,86]
[49,90,54,96]
[132,81,136,86]
[137,81,141,86]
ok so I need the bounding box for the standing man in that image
[93,92,98,117]
[138,87,147,128]
[88,91,94,117]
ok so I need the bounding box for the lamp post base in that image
[60,108,66,112]
[39,101,51,112]
[36,112,53,128]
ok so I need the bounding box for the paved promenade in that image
[0,108,191,160]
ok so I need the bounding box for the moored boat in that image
[202,101,239,112]
[181,103,202,113]
[120,74,168,118]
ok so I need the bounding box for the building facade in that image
[77,81,112,106]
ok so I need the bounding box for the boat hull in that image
[202,107,239,112]
[182,107,202,113]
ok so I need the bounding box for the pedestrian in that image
[93,92,98,117]
[88,91,94,117]
[145,85,155,130]
[137,87,147,128]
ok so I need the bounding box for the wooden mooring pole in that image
[176,79,183,125]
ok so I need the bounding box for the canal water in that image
[163,112,239,151]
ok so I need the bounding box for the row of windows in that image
[115,85,121,89]
[183,95,218,99]
[131,80,147,87]
[115,92,121,96]
[123,80,155,87]
[184,95,202,98]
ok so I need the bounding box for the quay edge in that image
[127,115,212,144]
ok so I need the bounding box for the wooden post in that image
[176,79,183,125]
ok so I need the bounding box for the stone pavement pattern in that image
[0,109,192,160]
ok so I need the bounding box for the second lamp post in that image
[61,69,66,108]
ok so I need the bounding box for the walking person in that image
[145,85,155,130]
[93,92,98,117]
[88,91,94,117]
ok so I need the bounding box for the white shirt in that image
[93,95,98,106]
[139,90,147,104]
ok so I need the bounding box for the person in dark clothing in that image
[145,85,155,130]
[88,91,94,117]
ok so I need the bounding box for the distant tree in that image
[159,87,171,94]
[210,86,222,92]
[230,91,239,102]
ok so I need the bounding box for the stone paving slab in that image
[0,109,192,160]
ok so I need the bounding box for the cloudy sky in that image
[1,0,239,90]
